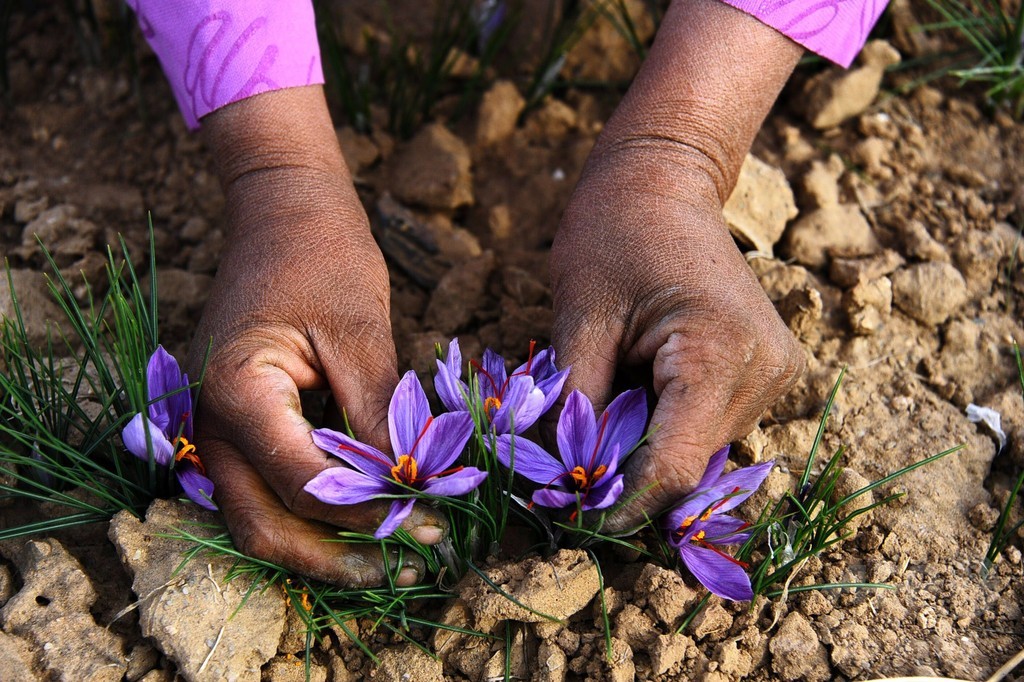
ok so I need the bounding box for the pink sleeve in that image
[718,0,890,68]
[127,1,325,129]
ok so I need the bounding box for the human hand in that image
[186,87,444,586]
[550,148,804,531]
[549,0,806,531]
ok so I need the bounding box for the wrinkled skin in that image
[184,0,805,584]
[188,87,443,587]
[550,0,805,530]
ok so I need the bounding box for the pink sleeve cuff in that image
[718,0,890,68]
[127,0,325,129]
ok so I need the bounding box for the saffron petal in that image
[480,348,509,398]
[695,445,731,491]
[596,387,647,465]
[145,345,180,431]
[698,515,753,545]
[531,486,578,509]
[413,412,474,478]
[495,434,565,484]
[533,362,569,415]
[304,466,393,505]
[680,543,754,601]
[311,429,393,477]
[375,498,416,539]
[421,467,488,497]
[491,377,545,434]
[435,358,470,413]
[389,370,432,457]
[581,473,624,511]
[701,461,775,515]
[557,390,596,471]
[177,466,217,511]
[121,413,174,466]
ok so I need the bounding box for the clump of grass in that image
[984,342,1024,572]
[676,368,962,631]
[0,224,200,540]
[924,0,1024,116]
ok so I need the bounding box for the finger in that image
[602,336,753,533]
[198,343,447,544]
[203,437,426,587]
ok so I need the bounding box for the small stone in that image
[536,640,568,682]
[723,154,798,255]
[649,633,691,676]
[782,204,880,268]
[459,549,600,623]
[423,252,496,334]
[635,564,700,627]
[803,40,901,129]
[770,612,831,681]
[488,203,513,240]
[476,80,526,147]
[802,156,844,209]
[829,249,905,288]
[0,539,126,682]
[125,642,160,682]
[373,644,443,682]
[716,640,755,677]
[109,500,285,682]
[843,276,892,335]
[0,631,41,682]
[891,262,968,325]
[953,229,1003,299]
[750,257,811,302]
[691,602,733,641]
[336,126,379,176]
[779,285,823,342]
[13,196,48,223]
[898,220,949,262]
[389,123,473,210]
[263,655,328,682]
[613,603,657,651]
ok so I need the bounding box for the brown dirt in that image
[2,3,1024,681]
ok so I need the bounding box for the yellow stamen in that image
[173,436,206,474]
[300,591,312,612]
[569,464,608,490]
[483,396,502,414]
[391,454,418,484]
[679,514,698,530]
[692,530,706,543]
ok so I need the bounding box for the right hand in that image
[185,87,445,587]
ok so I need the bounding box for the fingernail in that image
[396,567,419,587]
[411,525,444,545]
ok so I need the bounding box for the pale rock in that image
[536,640,568,682]
[716,640,755,677]
[373,644,443,682]
[423,251,495,334]
[953,229,1003,299]
[891,262,968,325]
[829,249,905,288]
[635,563,698,627]
[262,655,327,682]
[21,204,100,266]
[459,549,599,623]
[0,630,42,682]
[13,195,48,223]
[482,628,528,680]
[898,219,949,262]
[723,154,798,255]
[649,633,691,676]
[0,538,126,682]
[770,612,831,681]
[779,284,823,343]
[525,97,577,139]
[613,603,657,651]
[0,269,70,347]
[802,155,844,209]
[803,40,902,129]
[852,137,893,179]
[108,500,286,682]
[750,257,812,302]
[476,80,525,147]
[843,276,892,335]
[335,126,379,176]
[389,123,473,210]
[782,203,880,268]
[691,602,732,640]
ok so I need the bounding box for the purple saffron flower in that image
[121,346,216,510]
[664,446,774,601]
[494,388,647,515]
[305,370,486,539]
[434,338,568,435]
